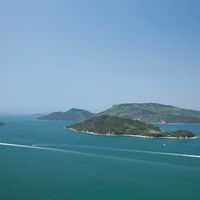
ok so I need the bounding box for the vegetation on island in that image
[67,115,196,138]
[168,130,195,138]
[99,103,200,123]
[39,108,94,121]
[67,115,161,136]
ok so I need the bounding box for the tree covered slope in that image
[67,115,196,138]
[67,115,162,136]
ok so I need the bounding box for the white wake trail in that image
[37,143,200,159]
[1,142,200,160]
[0,142,137,162]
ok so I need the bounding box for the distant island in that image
[99,103,200,123]
[66,115,196,139]
[0,122,5,126]
[39,103,200,123]
[39,108,94,121]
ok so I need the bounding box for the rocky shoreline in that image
[66,128,198,140]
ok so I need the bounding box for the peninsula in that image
[66,115,196,139]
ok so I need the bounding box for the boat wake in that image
[0,142,200,170]
[37,143,200,159]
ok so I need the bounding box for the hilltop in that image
[99,103,200,123]
[39,108,94,121]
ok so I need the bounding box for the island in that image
[38,108,94,121]
[66,115,196,139]
[0,122,5,126]
[39,103,200,123]
[99,103,200,123]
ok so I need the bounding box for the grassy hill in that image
[99,103,200,123]
[39,108,94,121]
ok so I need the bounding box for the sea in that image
[0,116,200,200]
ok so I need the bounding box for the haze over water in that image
[0,117,200,200]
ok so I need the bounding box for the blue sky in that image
[0,0,200,114]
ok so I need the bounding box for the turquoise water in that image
[0,117,200,200]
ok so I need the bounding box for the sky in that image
[0,0,200,114]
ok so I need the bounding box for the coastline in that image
[65,128,199,140]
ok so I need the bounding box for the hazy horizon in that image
[1,0,200,114]
[1,102,200,116]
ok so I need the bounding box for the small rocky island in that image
[66,115,196,139]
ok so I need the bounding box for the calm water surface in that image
[0,116,200,200]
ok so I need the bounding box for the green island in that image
[39,108,94,121]
[66,115,196,139]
